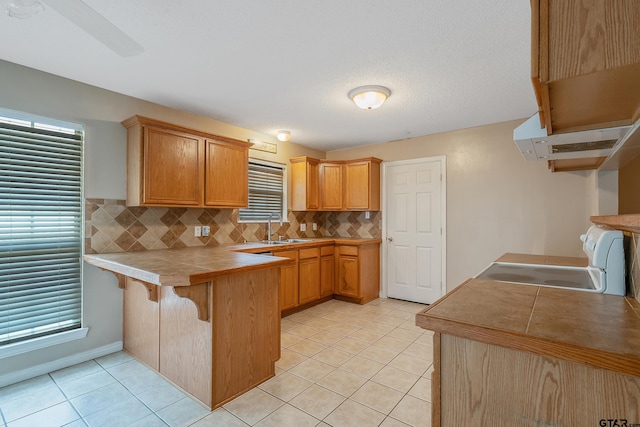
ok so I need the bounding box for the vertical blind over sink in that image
[0,117,83,346]
[239,160,285,222]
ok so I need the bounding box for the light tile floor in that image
[0,298,433,427]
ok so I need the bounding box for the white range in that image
[476,225,625,296]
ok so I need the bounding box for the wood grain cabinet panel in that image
[123,277,160,370]
[298,247,320,304]
[205,138,248,207]
[435,334,640,426]
[320,162,344,210]
[320,246,335,297]
[531,0,640,134]
[142,126,204,206]
[344,159,381,211]
[335,243,380,304]
[273,250,298,311]
[122,116,250,207]
[290,157,320,211]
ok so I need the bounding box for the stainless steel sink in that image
[258,239,312,245]
[285,239,311,243]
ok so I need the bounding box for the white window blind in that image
[239,160,285,222]
[0,110,83,346]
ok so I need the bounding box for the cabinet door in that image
[320,163,343,210]
[298,248,320,304]
[205,139,248,207]
[290,157,320,211]
[320,255,335,297]
[274,250,298,311]
[345,161,370,210]
[336,255,359,298]
[143,126,204,206]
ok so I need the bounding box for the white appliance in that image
[513,113,632,162]
[476,225,625,296]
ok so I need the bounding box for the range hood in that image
[514,114,632,162]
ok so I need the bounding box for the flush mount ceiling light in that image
[348,85,391,110]
[276,130,291,142]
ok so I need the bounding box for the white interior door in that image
[384,157,445,304]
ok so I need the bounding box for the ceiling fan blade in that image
[43,0,144,57]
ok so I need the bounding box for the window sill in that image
[0,327,89,359]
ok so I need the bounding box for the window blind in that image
[239,160,285,222]
[0,114,83,346]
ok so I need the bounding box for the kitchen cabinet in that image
[531,0,640,135]
[273,250,298,311]
[335,242,380,304]
[290,157,320,211]
[298,247,320,304]
[122,116,250,208]
[204,138,248,207]
[290,156,382,211]
[344,159,381,210]
[319,162,344,210]
[319,246,335,297]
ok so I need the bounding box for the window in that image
[239,159,286,222]
[0,108,84,347]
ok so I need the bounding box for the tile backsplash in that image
[85,199,381,254]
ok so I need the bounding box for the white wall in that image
[327,120,597,290]
[0,59,323,380]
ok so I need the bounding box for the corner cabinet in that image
[123,116,250,208]
[290,157,382,212]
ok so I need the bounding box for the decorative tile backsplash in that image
[627,232,640,303]
[85,199,381,254]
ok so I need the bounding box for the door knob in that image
[387,237,393,242]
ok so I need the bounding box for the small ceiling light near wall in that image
[348,85,391,110]
[276,130,291,142]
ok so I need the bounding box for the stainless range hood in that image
[514,114,632,162]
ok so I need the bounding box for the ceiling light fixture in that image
[348,85,391,110]
[276,130,291,142]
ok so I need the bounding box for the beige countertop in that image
[83,237,381,287]
[416,253,640,377]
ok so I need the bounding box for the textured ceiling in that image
[0,0,538,151]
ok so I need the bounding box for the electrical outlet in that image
[300,223,307,232]
[312,223,317,231]
[202,226,210,237]
[365,211,371,219]
[194,226,202,237]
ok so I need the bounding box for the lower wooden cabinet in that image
[335,243,380,304]
[298,248,320,305]
[320,246,335,297]
[273,250,298,311]
[276,241,380,314]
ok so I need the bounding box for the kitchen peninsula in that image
[84,237,381,409]
[84,245,292,410]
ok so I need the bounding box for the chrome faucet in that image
[266,212,283,242]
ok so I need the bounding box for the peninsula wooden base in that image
[123,267,280,409]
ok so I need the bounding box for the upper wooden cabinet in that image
[344,159,381,211]
[290,156,382,211]
[290,157,320,211]
[319,162,344,210]
[122,116,250,207]
[531,0,640,134]
[204,138,248,207]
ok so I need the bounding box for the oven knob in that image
[580,234,587,242]
[586,240,596,251]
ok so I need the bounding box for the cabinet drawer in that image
[338,246,358,256]
[299,247,319,259]
[320,246,334,256]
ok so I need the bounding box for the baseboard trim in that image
[0,341,123,388]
